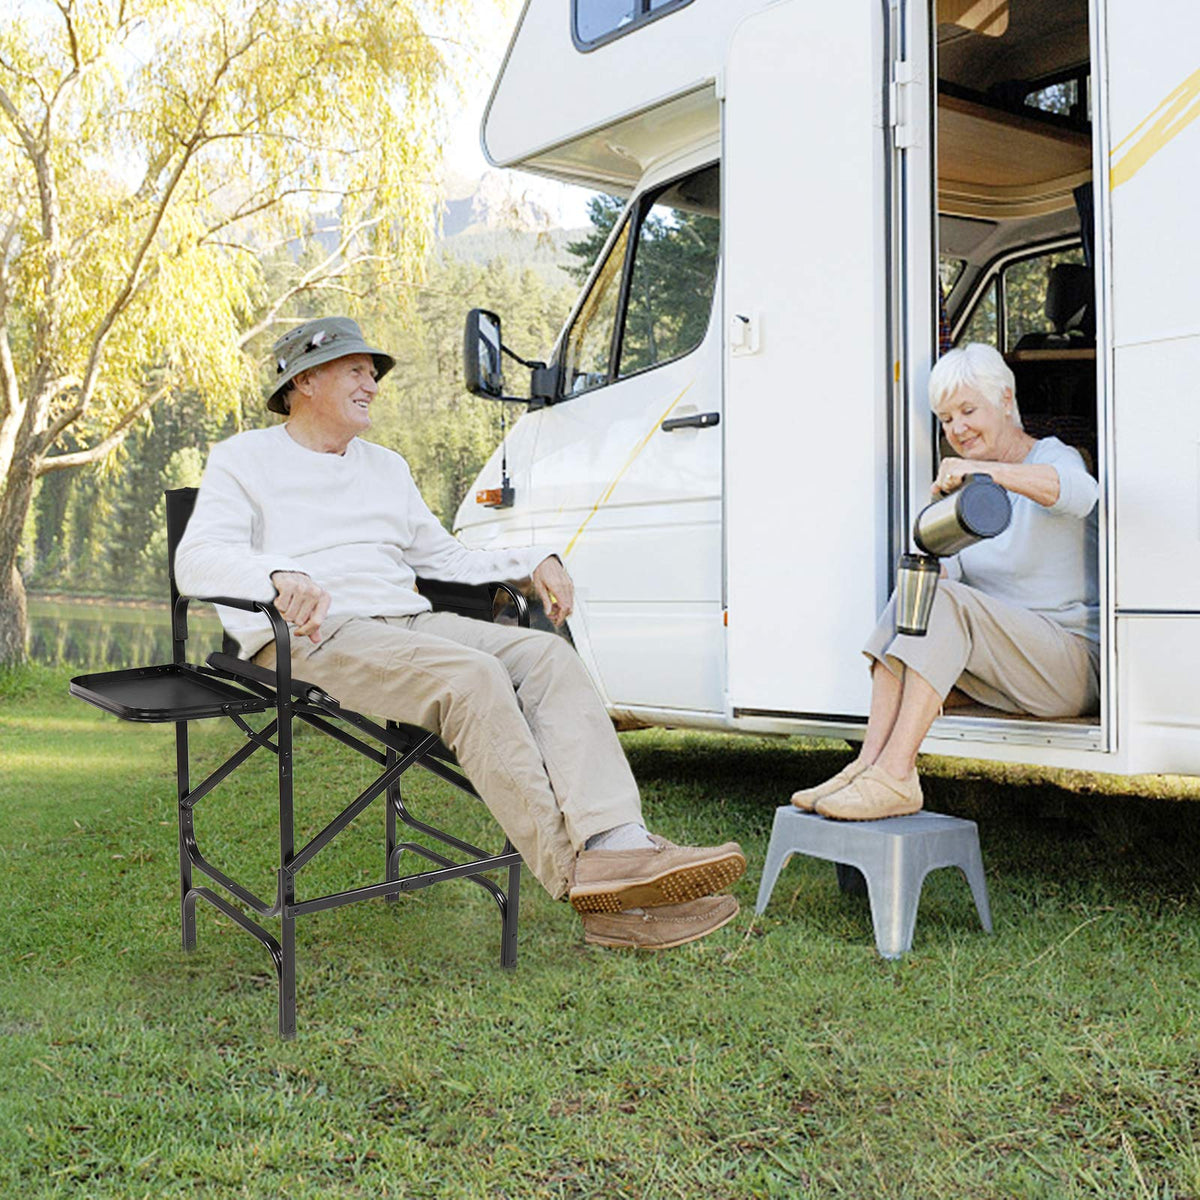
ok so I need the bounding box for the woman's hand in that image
[932,458,1062,507]
[931,457,975,495]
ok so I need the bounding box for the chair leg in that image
[384,721,401,903]
[385,790,401,904]
[279,897,297,1040]
[179,810,198,952]
[276,695,298,1039]
[176,722,197,952]
[501,846,520,969]
[867,863,926,960]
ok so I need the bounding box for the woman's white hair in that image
[928,342,1021,428]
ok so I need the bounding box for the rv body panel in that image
[1107,5,1200,612]
[724,0,890,719]
[483,0,761,185]
[458,0,1200,779]
[531,326,724,713]
[1104,0,1200,770]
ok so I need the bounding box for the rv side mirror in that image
[464,308,504,398]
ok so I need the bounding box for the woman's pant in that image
[863,580,1100,717]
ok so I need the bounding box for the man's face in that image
[296,353,380,440]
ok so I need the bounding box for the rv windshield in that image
[560,162,720,397]
[562,220,631,397]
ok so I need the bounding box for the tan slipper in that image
[815,765,923,821]
[790,760,869,811]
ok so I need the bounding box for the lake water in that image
[29,597,229,670]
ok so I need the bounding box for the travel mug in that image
[895,553,942,636]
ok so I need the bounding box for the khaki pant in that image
[863,580,1100,717]
[255,613,642,899]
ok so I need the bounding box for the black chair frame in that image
[70,488,527,1038]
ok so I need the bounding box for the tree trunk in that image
[0,460,37,666]
[0,559,28,665]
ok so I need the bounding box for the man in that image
[176,317,745,949]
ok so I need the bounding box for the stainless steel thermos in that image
[895,474,1012,636]
[913,472,1012,557]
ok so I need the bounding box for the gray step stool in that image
[756,807,993,958]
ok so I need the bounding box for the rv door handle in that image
[661,412,720,432]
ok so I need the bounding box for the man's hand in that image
[531,556,575,627]
[270,570,331,643]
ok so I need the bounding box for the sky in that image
[442,2,597,228]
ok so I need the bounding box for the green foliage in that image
[564,194,626,284]
[0,0,487,657]
[619,208,719,375]
[23,251,576,597]
[24,394,235,598]
[366,254,574,525]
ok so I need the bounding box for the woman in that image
[793,342,1100,821]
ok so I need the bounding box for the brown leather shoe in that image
[569,835,746,914]
[815,765,923,821]
[790,760,868,811]
[582,895,739,950]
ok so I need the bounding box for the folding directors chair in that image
[70,487,526,1037]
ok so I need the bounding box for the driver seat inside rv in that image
[69,487,526,1038]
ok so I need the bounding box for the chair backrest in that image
[1044,262,1094,338]
[165,487,199,609]
[165,486,238,656]
[415,577,501,623]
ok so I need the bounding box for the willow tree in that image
[0,0,478,661]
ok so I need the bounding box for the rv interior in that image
[933,0,1100,731]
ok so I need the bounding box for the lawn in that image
[2,663,1198,1199]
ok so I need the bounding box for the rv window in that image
[573,0,695,51]
[1024,68,1091,126]
[958,278,998,348]
[1002,246,1086,351]
[939,256,966,294]
[617,165,720,377]
[562,220,631,397]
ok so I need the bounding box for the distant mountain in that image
[439,170,590,288]
[441,168,560,237]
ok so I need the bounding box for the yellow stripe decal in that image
[1110,66,1200,190]
[563,382,693,559]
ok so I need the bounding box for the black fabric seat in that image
[70,487,528,1037]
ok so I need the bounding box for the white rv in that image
[454,0,1200,777]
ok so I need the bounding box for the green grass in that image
[2,663,1199,1199]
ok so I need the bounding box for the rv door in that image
[724,0,890,720]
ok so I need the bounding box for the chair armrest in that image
[415,578,530,628]
[172,594,293,694]
[489,583,530,629]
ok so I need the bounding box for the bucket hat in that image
[267,317,396,413]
